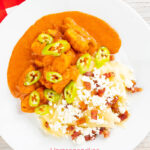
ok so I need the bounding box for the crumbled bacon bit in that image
[106,96,119,113]
[91,88,105,97]
[118,111,129,121]
[93,80,100,87]
[126,80,142,93]
[76,117,86,125]
[79,101,88,111]
[99,127,105,134]
[96,84,100,87]
[84,72,94,77]
[67,125,75,132]
[110,55,115,61]
[112,95,119,104]
[107,96,119,113]
[65,104,68,109]
[126,87,143,93]
[131,80,136,86]
[44,121,49,128]
[71,131,81,140]
[91,89,97,96]
[99,127,110,138]
[103,72,115,79]
[84,134,97,141]
[83,81,91,90]
[93,80,98,84]
[84,135,91,141]
[91,109,98,120]
[92,130,96,134]
[103,130,110,138]
[133,87,143,92]
[74,115,79,119]
[97,88,105,97]
[84,130,97,141]
[107,95,119,106]
[111,104,120,113]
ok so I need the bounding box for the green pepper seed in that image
[46,72,62,83]
[44,89,60,102]
[38,33,53,44]
[35,105,50,115]
[64,81,77,104]
[58,40,70,53]
[24,71,41,86]
[42,40,70,56]
[42,43,61,56]
[77,53,92,74]
[29,91,40,107]
[95,46,110,68]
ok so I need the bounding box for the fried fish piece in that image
[62,17,97,54]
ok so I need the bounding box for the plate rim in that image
[0,0,150,150]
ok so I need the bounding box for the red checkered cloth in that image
[0,0,25,23]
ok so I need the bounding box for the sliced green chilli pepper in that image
[38,33,53,44]
[64,81,77,104]
[77,53,92,74]
[24,71,41,86]
[58,40,70,53]
[95,46,110,68]
[46,72,62,83]
[42,40,70,56]
[44,89,60,102]
[35,105,50,115]
[29,91,40,107]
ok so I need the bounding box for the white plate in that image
[0,0,150,150]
